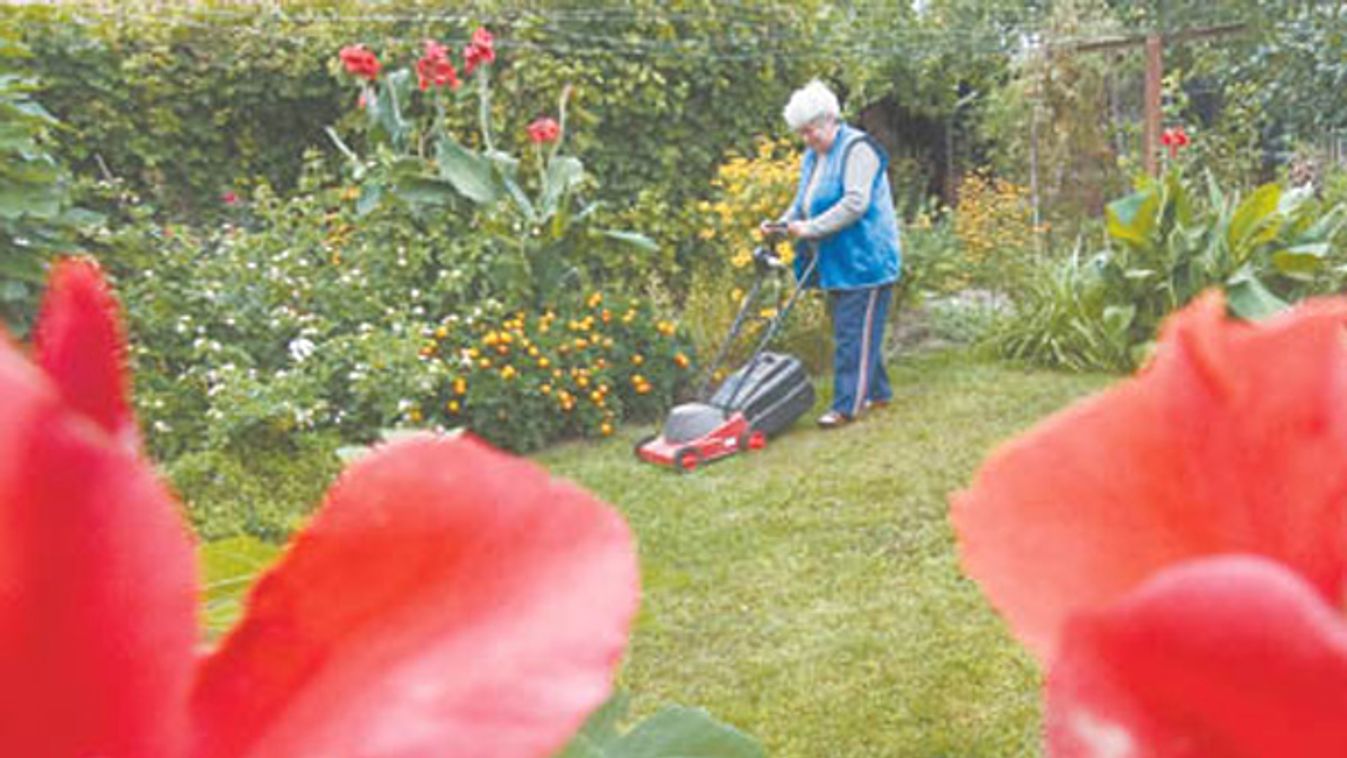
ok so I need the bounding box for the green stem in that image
[477,67,495,154]
[550,84,573,164]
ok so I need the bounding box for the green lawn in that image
[536,348,1113,757]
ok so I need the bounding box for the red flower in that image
[953,291,1347,755]
[527,117,561,145]
[339,44,381,82]
[416,39,460,91]
[221,191,239,206]
[2,258,640,756]
[1160,126,1190,158]
[463,26,496,75]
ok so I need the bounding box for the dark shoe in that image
[865,399,891,411]
[817,410,851,429]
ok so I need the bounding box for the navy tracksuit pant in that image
[829,284,893,417]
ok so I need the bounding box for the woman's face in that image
[797,117,838,153]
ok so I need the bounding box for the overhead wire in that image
[7,4,1260,65]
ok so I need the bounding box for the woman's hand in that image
[786,220,809,239]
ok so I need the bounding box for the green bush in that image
[8,0,840,300]
[96,153,695,458]
[989,170,1347,371]
[0,31,100,332]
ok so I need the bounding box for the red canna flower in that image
[1160,126,1190,158]
[416,39,460,91]
[339,44,381,82]
[2,258,640,757]
[221,191,239,206]
[463,26,496,75]
[953,291,1347,755]
[527,117,561,145]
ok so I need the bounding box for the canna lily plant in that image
[327,27,655,307]
[5,257,640,756]
[953,290,1347,755]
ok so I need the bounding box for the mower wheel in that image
[674,447,701,474]
[741,429,768,451]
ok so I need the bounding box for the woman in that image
[765,80,902,428]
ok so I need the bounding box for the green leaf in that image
[0,183,62,219]
[372,70,413,150]
[599,229,658,252]
[355,182,384,217]
[1101,304,1135,335]
[539,156,585,219]
[1227,183,1282,254]
[435,135,501,205]
[1105,189,1159,247]
[1271,242,1329,278]
[553,695,762,758]
[612,706,765,758]
[199,536,281,638]
[393,175,458,206]
[1225,269,1289,321]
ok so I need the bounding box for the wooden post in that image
[1143,33,1163,177]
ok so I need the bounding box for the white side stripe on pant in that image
[851,287,880,418]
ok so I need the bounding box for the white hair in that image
[783,80,841,131]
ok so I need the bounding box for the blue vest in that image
[791,124,902,290]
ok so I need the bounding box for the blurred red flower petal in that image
[952,292,1347,662]
[191,434,639,758]
[0,339,197,756]
[32,258,139,450]
[1048,555,1347,757]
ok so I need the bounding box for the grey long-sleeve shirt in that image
[783,141,881,239]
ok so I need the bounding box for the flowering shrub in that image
[415,292,696,452]
[697,136,799,269]
[951,170,1043,294]
[4,257,639,757]
[954,292,1347,755]
[683,138,832,374]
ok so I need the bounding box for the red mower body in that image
[635,409,767,473]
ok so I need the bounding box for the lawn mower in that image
[636,227,818,473]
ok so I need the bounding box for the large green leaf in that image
[1227,183,1282,254]
[393,175,459,206]
[435,135,502,205]
[355,182,384,217]
[609,707,764,758]
[1271,242,1329,279]
[483,149,536,220]
[1105,188,1159,248]
[369,70,413,150]
[539,156,585,219]
[1225,268,1289,321]
[554,694,763,758]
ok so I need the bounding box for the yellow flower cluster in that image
[953,171,1045,274]
[698,136,800,269]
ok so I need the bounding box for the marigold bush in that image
[417,293,696,452]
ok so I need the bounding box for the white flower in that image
[288,337,317,363]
